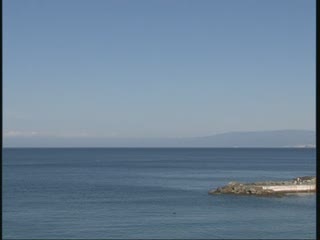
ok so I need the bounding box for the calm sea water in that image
[3,148,316,239]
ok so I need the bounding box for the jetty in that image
[209,176,316,196]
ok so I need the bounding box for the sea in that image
[2,148,316,239]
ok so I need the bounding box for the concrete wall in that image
[262,185,316,192]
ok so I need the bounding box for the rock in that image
[228,181,238,186]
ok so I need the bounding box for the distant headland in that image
[3,129,316,148]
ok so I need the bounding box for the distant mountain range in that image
[3,130,315,148]
[182,130,315,148]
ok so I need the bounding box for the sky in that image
[3,0,316,141]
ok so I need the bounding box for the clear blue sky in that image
[3,0,316,139]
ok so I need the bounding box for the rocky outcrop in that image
[209,176,316,196]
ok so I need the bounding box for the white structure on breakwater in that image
[262,184,316,192]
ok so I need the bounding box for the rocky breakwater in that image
[209,176,316,196]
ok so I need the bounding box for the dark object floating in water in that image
[208,176,316,196]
